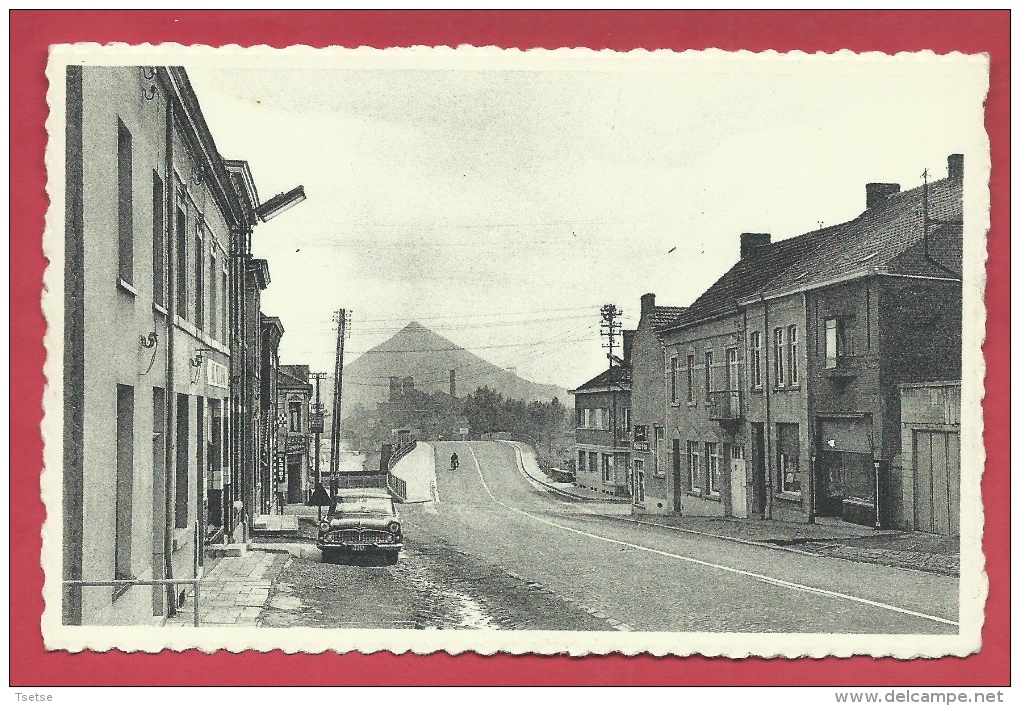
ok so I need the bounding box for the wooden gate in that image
[913,430,960,535]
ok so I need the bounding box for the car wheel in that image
[320,549,334,563]
[385,551,399,565]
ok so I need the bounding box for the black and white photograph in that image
[45,44,988,656]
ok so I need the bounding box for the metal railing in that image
[707,390,743,420]
[388,473,408,501]
[63,520,203,626]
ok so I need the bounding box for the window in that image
[623,407,631,433]
[774,328,785,386]
[726,348,739,391]
[633,460,645,505]
[115,385,135,586]
[152,171,165,306]
[194,226,205,330]
[576,408,584,427]
[601,454,612,484]
[686,353,696,402]
[117,120,134,285]
[175,205,188,318]
[706,442,722,497]
[777,423,801,495]
[687,441,701,492]
[670,356,678,403]
[220,269,228,342]
[588,452,598,478]
[824,317,855,368]
[578,450,586,474]
[750,331,762,389]
[787,325,799,385]
[209,252,218,339]
[288,401,302,432]
[705,350,715,394]
[175,394,189,528]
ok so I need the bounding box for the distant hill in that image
[331,322,569,418]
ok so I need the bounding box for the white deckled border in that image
[41,43,990,657]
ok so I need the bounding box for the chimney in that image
[640,293,655,321]
[866,183,900,209]
[449,369,456,398]
[948,154,964,181]
[740,233,771,259]
[622,330,635,365]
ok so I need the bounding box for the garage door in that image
[913,430,960,535]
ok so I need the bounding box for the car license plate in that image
[352,545,366,552]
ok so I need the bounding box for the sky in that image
[186,51,986,389]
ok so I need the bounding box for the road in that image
[261,441,958,633]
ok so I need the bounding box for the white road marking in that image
[465,444,959,628]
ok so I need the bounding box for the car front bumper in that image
[316,540,403,552]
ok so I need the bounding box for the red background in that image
[10,10,1009,686]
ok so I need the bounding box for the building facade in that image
[652,156,963,528]
[278,364,314,504]
[629,294,686,515]
[897,381,961,535]
[259,314,284,513]
[63,66,251,625]
[571,345,633,498]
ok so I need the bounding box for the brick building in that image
[653,156,963,527]
[628,294,686,514]
[570,333,634,497]
[277,364,314,503]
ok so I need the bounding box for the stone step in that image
[206,543,248,558]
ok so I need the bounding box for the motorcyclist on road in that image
[450,452,459,470]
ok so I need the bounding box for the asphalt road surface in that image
[261,441,959,633]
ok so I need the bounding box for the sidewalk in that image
[614,513,960,577]
[164,549,286,627]
[506,441,631,504]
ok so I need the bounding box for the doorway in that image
[287,454,303,504]
[913,430,960,535]
[728,444,748,518]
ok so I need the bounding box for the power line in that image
[344,324,597,384]
[345,334,596,356]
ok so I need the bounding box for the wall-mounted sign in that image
[207,359,229,389]
[310,412,324,433]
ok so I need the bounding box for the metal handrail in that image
[63,520,203,626]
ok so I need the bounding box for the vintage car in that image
[317,488,403,564]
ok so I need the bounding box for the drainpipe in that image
[162,75,177,615]
[803,291,815,524]
[761,295,773,520]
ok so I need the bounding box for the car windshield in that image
[335,497,392,514]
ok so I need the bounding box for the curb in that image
[501,441,632,504]
[597,513,957,577]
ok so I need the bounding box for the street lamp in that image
[256,186,307,222]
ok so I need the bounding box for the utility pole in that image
[600,304,623,495]
[309,371,328,521]
[329,310,350,496]
[921,167,930,260]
